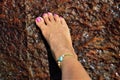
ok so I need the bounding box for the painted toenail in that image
[36,17,41,22]
[43,13,47,16]
[54,14,58,16]
[48,12,52,15]
[60,17,63,19]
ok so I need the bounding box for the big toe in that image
[35,17,46,30]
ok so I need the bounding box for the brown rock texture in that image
[0,0,120,80]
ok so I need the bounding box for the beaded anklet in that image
[57,54,74,68]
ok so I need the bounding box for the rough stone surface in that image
[0,0,120,80]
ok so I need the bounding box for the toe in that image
[54,14,60,22]
[43,13,50,25]
[35,17,46,30]
[60,17,67,25]
[48,12,55,22]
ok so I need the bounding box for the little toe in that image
[48,12,55,22]
[35,17,46,30]
[54,14,60,22]
[60,17,67,25]
[43,13,50,24]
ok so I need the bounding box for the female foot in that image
[35,12,77,60]
[35,12,91,80]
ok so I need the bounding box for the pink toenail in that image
[54,14,58,16]
[43,13,47,16]
[60,17,62,18]
[36,17,41,22]
[48,12,52,15]
[60,17,63,19]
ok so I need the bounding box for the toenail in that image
[36,17,41,22]
[60,17,63,19]
[43,13,47,16]
[48,12,52,15]
[60,16,62,18]
[54,14,58,16]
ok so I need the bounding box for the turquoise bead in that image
[58,56,63,62]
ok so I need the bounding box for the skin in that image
[35,12,91,80]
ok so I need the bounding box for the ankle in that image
[61,56,78,69]
[53,48,77,61]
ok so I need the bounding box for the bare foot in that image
[35,12,77,60]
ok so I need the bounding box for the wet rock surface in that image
[0,0,120,80]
